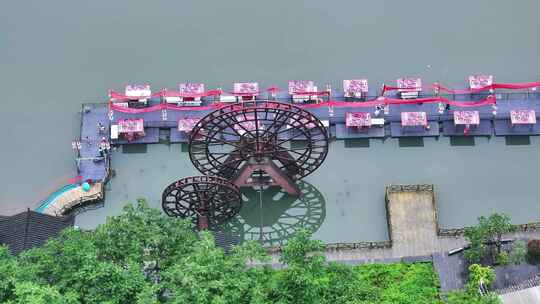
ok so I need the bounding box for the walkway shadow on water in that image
[214,181,326,248]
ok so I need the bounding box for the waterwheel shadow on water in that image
[216,181,326,247]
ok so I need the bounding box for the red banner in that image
[382,81,540,95]
[109,89,223,101]
[109,102,223,114]
[299,95,496,109]
[110,95,497,114]
[158,89,222,98]
[433,82,540,94]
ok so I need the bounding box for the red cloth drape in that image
[433,82,540,94]
[158,89,222,98]
[109,94,497,114]
[109,102,223,114]
[301,95,496,109]
[109,89,223,101]
[382,81,540,95]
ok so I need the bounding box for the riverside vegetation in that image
[0,200,500,303]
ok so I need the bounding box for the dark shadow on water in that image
[290,140,309,149]
[398,137,424,147]
[344,138,370,148]
[122,144,147,154]
[214,181,326,247]
[180,143,189,152]
[505,136,531,146]
[450,136,475,146]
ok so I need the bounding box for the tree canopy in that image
[0,200,473,303]
[464,213,515,264]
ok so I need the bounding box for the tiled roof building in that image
[0,210,74,255]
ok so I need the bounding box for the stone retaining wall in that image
[438,222,540,237]
[266,240,392,254]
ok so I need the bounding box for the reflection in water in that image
[217,181,326,247]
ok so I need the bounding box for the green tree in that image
[446,264,500,304]
[0,246,18,300]
[464,226,488,264]
[468,264,496,291]
[93,199,198,273]
[0,201,446,303]
[464,213,515,264]
[446,291,501,304]
[18,228,151,304]
[5,282,75,304]
[162,232,270,304]
[271,230,328,303]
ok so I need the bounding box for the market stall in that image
[453,110,480,135]
[343,79,369,99]
[397,77,422,99]
[289,80,327,103]
[117,118,145,142]
[232,82,259,101]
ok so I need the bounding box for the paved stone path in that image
[499,286,540,304]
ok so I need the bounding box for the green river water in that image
[2,0,540,243]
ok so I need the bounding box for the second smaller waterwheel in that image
[162,176,242,230]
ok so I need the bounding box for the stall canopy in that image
[178,118,200,132]
[233,115,262,134]
[289,80,316,94]
[118,118,144,134]
[125,84,151,98]
[510,110,536,125]
[343,79,368,97]
[233,82,259,95]
[109,84,152,102]
[401,112,427,126]
[453,110,480,125]
[345,112,371,127]
[179,83,205,95]
[469,74,493,89]
[397,77,422,92]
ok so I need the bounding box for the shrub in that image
[495,251,508,266]
[527,239,540,263]
[446,291,501,304]
[468,264,496,291]
[447,264,501,304]
[509,240,527,265]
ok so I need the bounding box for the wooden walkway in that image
[79,104,110,181]
[42,183,103,216]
